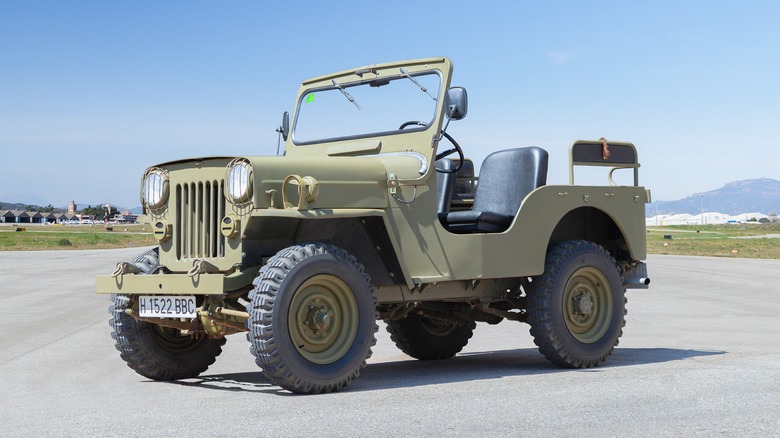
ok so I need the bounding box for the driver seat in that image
[442,147,548,233]
[435,158,458,216]
[435,158,475,220]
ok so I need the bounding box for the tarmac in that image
[0,248,778,436]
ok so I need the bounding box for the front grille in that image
[175,180,226,260]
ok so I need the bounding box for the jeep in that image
[97,57,651,394]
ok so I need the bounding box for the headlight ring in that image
[142,168,169,209]
[226,158,253,204]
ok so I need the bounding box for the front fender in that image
[246,155,389,210]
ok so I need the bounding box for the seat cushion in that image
[438,147,548,234]
[443,210,513,233]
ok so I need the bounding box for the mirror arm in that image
[431,117,452,147]
[276,111,290,155]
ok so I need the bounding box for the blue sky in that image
[1,1,778,210]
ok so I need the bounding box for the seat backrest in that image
[453,159,475,195]
[435,159,457,215]
[436,159,476,214]
[473,147,549,217]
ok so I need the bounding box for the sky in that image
[1,1,779,210]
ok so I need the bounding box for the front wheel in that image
[527,240,626,368]
[109,249,226,380]
[245,243,378,394]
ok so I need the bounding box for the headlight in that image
[142,168,169,209]
[226,158,253,203]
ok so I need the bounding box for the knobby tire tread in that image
[108,248,225,381]
[246,243,378,394]
[527,240,626,368]
[386,317,476,360]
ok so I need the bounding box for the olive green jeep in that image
[97,57,651,394]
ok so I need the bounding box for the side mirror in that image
[444,87,468,120]
[278,111,290,141]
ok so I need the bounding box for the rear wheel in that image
[109,249,225,380]
[386,316,476,360]
[527,240,626,368]
[246,243,378,394]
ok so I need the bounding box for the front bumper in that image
[96,267,260,296]
[96,273,226,295]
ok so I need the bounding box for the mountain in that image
[0,200,142,214]
[5,179,778,217]
[647,178,780,216]
[0,201,61,211]
[0,193,47,207]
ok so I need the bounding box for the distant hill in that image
[5,179,779,217]
[0,202,28,211]
[0,201,61,212]
[0,193,47,207]
[0,200,141,213]
[647,178,780,216]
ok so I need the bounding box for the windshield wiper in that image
[400,68,437,101]
[332,79,362,110]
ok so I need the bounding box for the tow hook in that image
[111,262,142,278]
[187,259,219,278]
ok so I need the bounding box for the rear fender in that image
[490,185,647,276]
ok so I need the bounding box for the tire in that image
[108,248,226,380]
[386,316,475,360]
[245,243,378,394]
[527,240,626,368]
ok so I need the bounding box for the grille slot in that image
[175,180,226,260]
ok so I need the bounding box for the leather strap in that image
[600,137,611,160]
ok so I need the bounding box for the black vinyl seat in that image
[442,147,548,233]
[451,159,475,205]
[435,159,458,216]
[435,158,476,219]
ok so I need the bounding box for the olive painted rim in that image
[562,266,614,344]
[150,325,203,353]
[419,317,460,337]
[288,274,359,365]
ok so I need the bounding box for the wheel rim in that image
[562,267,613,344]
[419,317,459,337]
[150,325,202,353]
[288,274,359,365]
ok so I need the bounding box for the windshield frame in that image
[290,69,443,146]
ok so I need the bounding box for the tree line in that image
[81,205,120,221]
[0,202,57,212]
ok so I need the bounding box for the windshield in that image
[292,72,441,144]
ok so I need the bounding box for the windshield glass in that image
[293,72,441,144]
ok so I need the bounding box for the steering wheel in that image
[398,121,464,173]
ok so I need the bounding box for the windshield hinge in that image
[388,173,398,194]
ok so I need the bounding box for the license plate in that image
[138,296,198,318]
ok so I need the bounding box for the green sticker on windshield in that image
[305,93,315,103]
